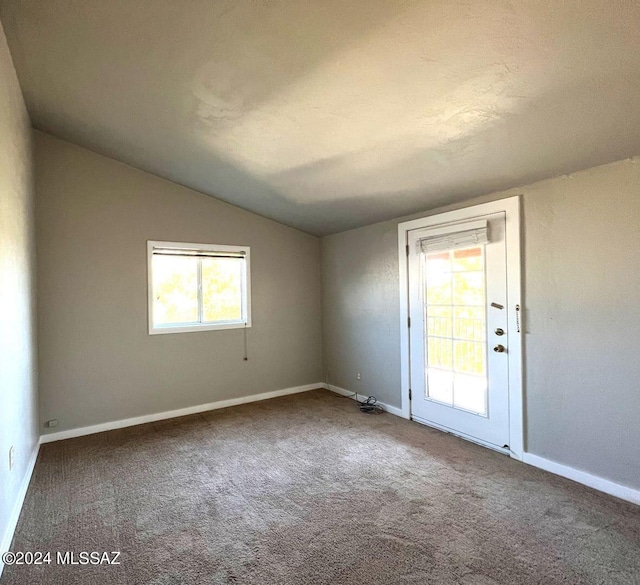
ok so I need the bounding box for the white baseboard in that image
[0,442,40,578]
[323,383,407,419]
[40,383,324,444]
[522,453,640,506]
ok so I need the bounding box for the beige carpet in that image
[3,389,639,584]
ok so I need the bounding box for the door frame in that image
[398,196,524,460]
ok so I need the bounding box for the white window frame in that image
[147,240,251,335]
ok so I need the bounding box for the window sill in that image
[149,322,251,335]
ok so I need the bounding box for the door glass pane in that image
[427,337,452,370]
[453,306,485,341]
[201,257,244,323]
[451,246,484,271]
[453,271,484,305]
[423,246,487,415]
[453,374,487,414]
[425,252,452,304]
[427,306,452,337]
[152,256,198,325]
[427,369,453,405]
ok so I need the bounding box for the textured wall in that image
[322,157,640,491]
[0,20,38,556]
[36,132,323,434]
[322,221,401,407]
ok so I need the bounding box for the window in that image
[147,241,251,334]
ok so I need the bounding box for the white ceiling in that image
[2,0,640,235]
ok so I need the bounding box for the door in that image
[407,212,510,450]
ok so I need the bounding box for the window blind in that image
[152,247,246,259]
[418,219,489,254]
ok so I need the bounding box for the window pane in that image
[452,247,483,271]
[452,271,484,305]
[202,257,243,323]
[453,374,487,415]
[423,245,487,416]
[453,306,485,341]
[152,256,198,325]
[425,253,452,305]
[425,251,450,272]
[427,368,453,405]
[453,340,485,375]
[427,336,452,370]
[426,306,452,337]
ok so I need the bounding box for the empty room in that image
[1,1,639,583]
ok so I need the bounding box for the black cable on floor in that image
[337,390,384,415]
[358,395,384,414]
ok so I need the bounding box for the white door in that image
[407,212,510,450]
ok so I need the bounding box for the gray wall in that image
[0,21,38,553]
[36,132,323,435]
[322,158,640,491]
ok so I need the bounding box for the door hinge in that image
[407,316,411,328]
[406,244,409,257]
[409,388,412,400]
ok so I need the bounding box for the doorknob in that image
[493,344,506,353]
[495,328,505,336]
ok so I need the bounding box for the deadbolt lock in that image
[495,328,505,336]
[493,344,506,353]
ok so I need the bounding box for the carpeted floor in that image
[2,389,639,585]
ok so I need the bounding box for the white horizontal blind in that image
[418,219,489,254]
[152,247,246,259]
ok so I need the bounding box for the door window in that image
[423,246,487,415]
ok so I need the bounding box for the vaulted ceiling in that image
[1,0,639,235]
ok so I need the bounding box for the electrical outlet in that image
[45,419,58,428]
[9,446,15,471]
[356,371,362,381]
